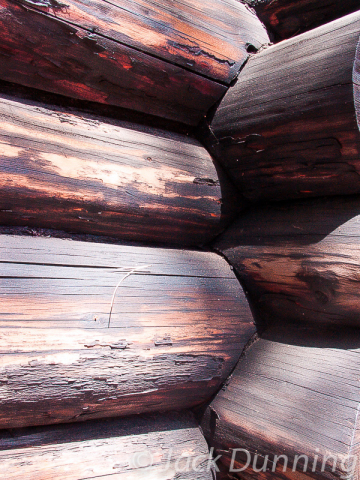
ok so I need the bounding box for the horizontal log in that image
[215,196,360,328]
[242,0,360,41]
[0,0,269,125]
[200,325,360,480]
[203,12,360,202]
[0,234,255,428]
[0,411,213,479]
[0,94,241,246]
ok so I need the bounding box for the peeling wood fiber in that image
[0,0,269,124]
[0,234,255,428]
[203,12,360,202]
[0,93,241,246]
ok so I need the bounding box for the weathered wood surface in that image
[0,234,255,428]
[0,411,214,479]
[200,325,360,480]
[0,78,193,136]
[0,94,241,247]
[0,0,269,125]
[203,12,360,203]
[215,196,360,328]
[242,0,360,41]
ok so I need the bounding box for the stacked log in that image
[0,0,269,125]
[3,2,360,479]
[202,12,360,202]
[215,195,360,329]
[0,93,241,246]
[200,324,360,480]
[242,0,360,41]
[0,234,255,428]
[0,411,214,479]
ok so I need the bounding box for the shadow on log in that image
[0,0,269,125]
[202,12,360,203]
[0,93,241,247]
[200,324,360,480]
[242,0,360,41]
[0,411,214,479]
[215,195,360,329]
[0,234,255,428]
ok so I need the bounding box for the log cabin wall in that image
[0,1,266,473]
[1,2,360,480]
[198,7,360,480]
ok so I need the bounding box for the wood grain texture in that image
[0,0,269,125]
[204,12,360,203]
[0,234,255,428]
[353,34,360,132]
[0,94,242,247]
[215,195,360,329]
[200,326,360,480]
[241,0,360,41]
[0,411,213,479]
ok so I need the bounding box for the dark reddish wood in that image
[0,234,255,428]
[200,325,360,480]
[0,0,269,125]
[0,93,242,247]
[242,0,360,41]
[0,411,213,479]
[0,78,193,136]
[215,195,360,328]
[203,12,360,202]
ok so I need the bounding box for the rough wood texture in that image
[0,94,241,247]
[0,234,255,428]
[241,0,360,41]
[0,0,269,125]
[200,325,360,480]
[0,411,213,479]
[215,196,360,329]
[204,12,360,203]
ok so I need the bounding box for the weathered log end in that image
[215,195,360,329]
[203,12,360,203]
[200,324,360,480]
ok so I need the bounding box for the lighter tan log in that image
[0,94,240,246]
[0,234,255,428]
[0,411,213,479]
